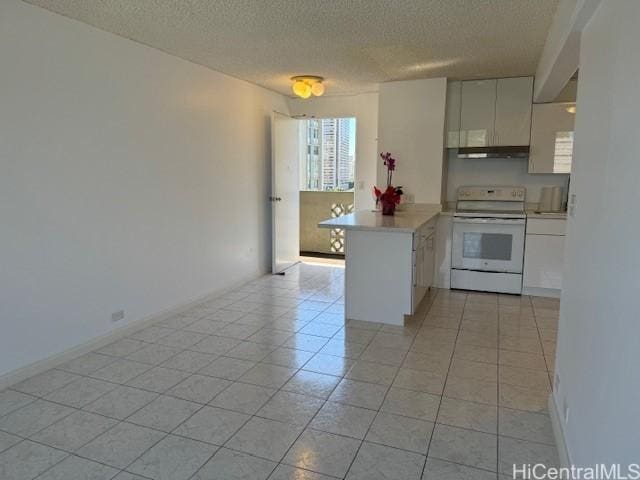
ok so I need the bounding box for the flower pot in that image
[381,199,396,216]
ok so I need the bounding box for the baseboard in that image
[548,392,572,467]
[0,271,265,391]
[523,286,562,298]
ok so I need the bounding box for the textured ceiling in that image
[24,0,559,96]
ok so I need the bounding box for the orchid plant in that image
[373,152,403,215]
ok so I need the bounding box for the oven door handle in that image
[453,217,526,225]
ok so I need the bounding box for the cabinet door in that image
[423,234,435,289]
[413,238,424,287]
[446,81,462,148]
[494,77,533,146]
[460,79,496,147]
[528,103,576,174]
[523,234,565,290]
[412,236,427,312]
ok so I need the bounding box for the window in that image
[300,117,356,191]
[553,131,574,174]
[463,233,513,261]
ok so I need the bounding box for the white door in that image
[271,111,301,274]
[494,77,533,146]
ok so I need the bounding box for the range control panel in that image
[457,186,526,202]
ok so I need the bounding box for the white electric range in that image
[451,186,526,294]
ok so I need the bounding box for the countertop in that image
[526,210,568,219]
[318,206,441,233]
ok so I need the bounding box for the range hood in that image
[457,145,530,159]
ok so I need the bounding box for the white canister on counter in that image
[539,187,553,212]
[551,186,563,212]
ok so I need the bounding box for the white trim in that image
[523,286,562,298]
[548,392,572,468]
[0,272,264,391]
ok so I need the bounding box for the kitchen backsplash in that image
[445,150,569,207]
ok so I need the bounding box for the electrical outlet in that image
[563,399,570,424]
[111,310,125,322]
[403,193,415,204]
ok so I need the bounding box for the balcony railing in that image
[300,191,354,255]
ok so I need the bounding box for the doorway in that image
[271,114,356,273]
[298,117,356,258]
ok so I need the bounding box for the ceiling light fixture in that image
[291,76,325,99]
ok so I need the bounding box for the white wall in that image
[445,151,569,206]
[533,0,601,102]
[287,93,379,211]
[0,1,288,377]
[553,1,640,465]
[377,79,447,204]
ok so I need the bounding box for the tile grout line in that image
[117,268,342,478]
[496,295,508,477]
[256,316,378,479]
[531,302,555,390]
[1,266,561,479]
[166,272,332,480]
[337,288,440,479]
[187,278,371,480]
[419,288,468,480]
[0,268,334,479]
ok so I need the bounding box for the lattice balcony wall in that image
[329,202,354,253]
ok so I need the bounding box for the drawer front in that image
[526,218,566,236]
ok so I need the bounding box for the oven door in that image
[452,217,525,273]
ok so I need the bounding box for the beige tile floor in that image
[0,261,560,479]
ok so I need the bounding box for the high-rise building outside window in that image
[300,118,356,191]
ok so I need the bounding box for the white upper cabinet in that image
[460,79,496,147]
[457,76,533,148]
[445,81,462,148]
[528,102,576,174]
[494,77,533,146]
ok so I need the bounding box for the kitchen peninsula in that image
[319,206,441,325]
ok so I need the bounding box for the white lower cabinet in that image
[344,215,439,326]
[523,218,566,297]
[412,219,437,311]
[434,214,453,288]
[423,233,435,292]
